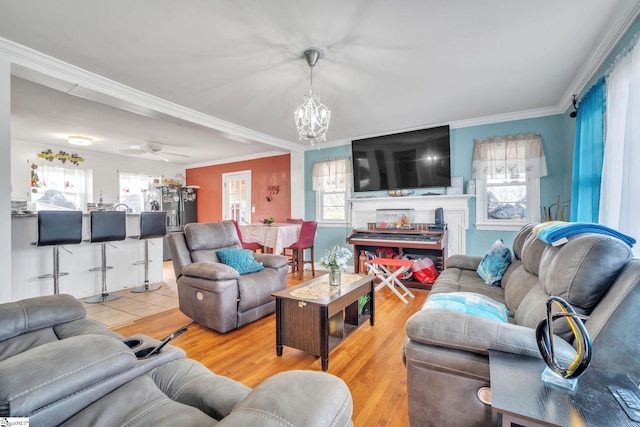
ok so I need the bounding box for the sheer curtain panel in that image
[471,134,547,180]
[600,34,640,257]
[312,157,352,191]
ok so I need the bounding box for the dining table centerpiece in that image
[320,245,353,286]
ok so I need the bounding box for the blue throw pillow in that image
[477,239,512,286]
[422,292,509,323]
[216,249,264,275]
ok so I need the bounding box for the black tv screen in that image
[351,125,451,192]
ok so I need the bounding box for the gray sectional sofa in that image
[404,223,640,426]
[0,294,354,426]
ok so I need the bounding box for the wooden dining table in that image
[239,223,301,254]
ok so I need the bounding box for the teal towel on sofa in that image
[422,292,509,323]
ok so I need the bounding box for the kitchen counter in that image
[11,213,164,301]
[11,212,143,218]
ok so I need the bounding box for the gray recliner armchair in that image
[0,294,354,426]
[168,221,289,333]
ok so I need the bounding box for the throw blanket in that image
[533,221,636,247]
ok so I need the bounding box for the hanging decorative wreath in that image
[37,149,85,166]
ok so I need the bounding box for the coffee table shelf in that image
[273,274,375,371]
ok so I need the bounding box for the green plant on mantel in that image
[541,195,570,222]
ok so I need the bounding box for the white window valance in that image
[312,157,352,191]
[471,133,548,180]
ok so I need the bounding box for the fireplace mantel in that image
[349,194,473,256]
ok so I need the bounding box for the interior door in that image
[222,170,251,223]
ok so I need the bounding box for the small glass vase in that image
[329,268,341,287]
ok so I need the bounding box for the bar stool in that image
[84,211,127,303]
[130,211,167,293]
[32,210,83,295]
[284,220,318,280]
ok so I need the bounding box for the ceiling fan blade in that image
[120,148,145,155]
[150,151,171,163]
[161,151,190,158]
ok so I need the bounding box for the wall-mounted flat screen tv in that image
[351,125,451,192]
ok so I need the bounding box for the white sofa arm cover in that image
[0,335,137,417]
[405,309,577,361]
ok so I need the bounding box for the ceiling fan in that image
[120,142,189,163]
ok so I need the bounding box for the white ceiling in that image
[1,1,639,167]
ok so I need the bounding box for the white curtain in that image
[471,133,547,180]
[312,157,352,191]
[600,34,640,257]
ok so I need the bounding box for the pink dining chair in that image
[231,220,263,253]
[284,220,318,280]
[286,218,304,224]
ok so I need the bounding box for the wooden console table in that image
[272,274,374,371]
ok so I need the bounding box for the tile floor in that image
[82,261,178,328]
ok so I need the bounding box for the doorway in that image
[222,170,252,223]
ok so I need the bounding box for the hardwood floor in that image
[112,271,428,426]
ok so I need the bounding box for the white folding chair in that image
[366,257,416,304]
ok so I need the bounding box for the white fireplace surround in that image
[349,194,474,256]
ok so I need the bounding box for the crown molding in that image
[559,1,640,109]
[184,150,291,168]
[0,37,304,153]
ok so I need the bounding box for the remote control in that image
[609,385,640,422]
[136,326,188,359]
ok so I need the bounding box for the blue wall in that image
[305,15,640,261]
[454,115,567,254]
[304,144,353,261]
[305,114,568,259]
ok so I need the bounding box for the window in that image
[119,173,154,213]
[222,171,251,223]
[313,157,352,224]
[31,164,91,211]
[472,134,547,231]
[317,187,349,221]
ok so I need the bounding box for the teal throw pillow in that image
[421,292,509,323]
[477,239,512,286]
[217,249,264,275]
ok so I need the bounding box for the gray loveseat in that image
[404,223,640,426]
[0,294,354,426]
[168,221,289,333]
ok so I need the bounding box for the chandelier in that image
[294,48,331,145]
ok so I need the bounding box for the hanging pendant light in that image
[294,48,331,145]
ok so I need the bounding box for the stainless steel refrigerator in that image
[144,186,197,260]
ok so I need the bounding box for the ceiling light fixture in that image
[67,136,93,146]
[294,48,331,146]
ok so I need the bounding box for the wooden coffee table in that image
[272,273,375,371]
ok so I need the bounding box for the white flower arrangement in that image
[319,245,353,270]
